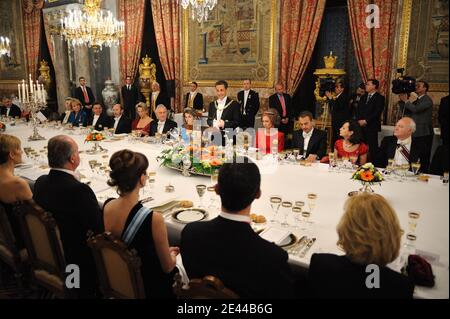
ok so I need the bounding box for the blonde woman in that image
[0,134,33,249]
[132,102,152,136]
[308,193,414,299]
[68,98,87,127]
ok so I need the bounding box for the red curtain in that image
[279,0,326,95]
[151,0,181,112]
[119,0,146,83]
[22,0,44,78]
[348,0,398,97]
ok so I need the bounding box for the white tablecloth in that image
[7,122,449,299]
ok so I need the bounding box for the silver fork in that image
[289,236,307,255]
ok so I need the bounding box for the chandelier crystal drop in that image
[0,36,10,56]
[181,0,218,23]
[60,0,124,50]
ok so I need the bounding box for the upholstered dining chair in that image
[14,200,71,298]
[87,232,146,299]
[0,202,28,291]
[173,274,239,299]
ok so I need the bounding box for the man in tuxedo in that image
[325,81,351,146]
[292,111,327,163]
[207,80,241,132]
[33,135,104,298]
[74,77,95,118]
[87,102,110,131]
[181,159,294,298]
[149,104,177,136]
[1,97,22,118]
[150,81,169,119]
[121,75,140,120]
[376,117,427,171]
[355,79,385,161]
[398,81,434,172]
[237,79,260,130]
[110,104,131,134]
[268,83,293,135]
[184,81,204,111]
[438,95,449,146]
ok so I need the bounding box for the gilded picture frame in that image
[0,0,28,84]
[182,0,277,88]
[397,0,449,92]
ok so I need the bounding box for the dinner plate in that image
[172,208,208,224]
[256,229,298,248]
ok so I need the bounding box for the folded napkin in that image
[176,254,190,288]
[259,227,291,246]
[406,254,435,287]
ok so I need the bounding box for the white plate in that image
[172,208,207,223]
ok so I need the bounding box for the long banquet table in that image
[6,122,449,299]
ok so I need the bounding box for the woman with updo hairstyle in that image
[103,149,179,298]
[0,134,33,249]
[131,102,152,136]
[255,108,284,154]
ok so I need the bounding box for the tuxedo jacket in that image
[375,135,427,169]
[308,253,414,299]
[184,92,204,110]
[150,92,170,119]
[292,128,328,159]
[207,98,241,129]
[181,216,294,298]
[33,170,104,297]
[268,93,293,120]
[111,115,132,134]
[329,93,351,128]
[0,104,22,118]
[438,95,449,145]
[121,85,140,119]
[88,113,111,131]
[237,90,260,121]
[74,86,95,106]
[355,92,385,131]
[149,119,178,136]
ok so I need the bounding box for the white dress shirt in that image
[157,121,166,134]
[113,115,121,131]
[394,136,412,166]
[243,90,250,114]
[302,128,314,157]
[219,211,251,223]
[189,91,197,101]
[6,107,10,117]
[62,111,71,124]
[92,114,100,127]
[214,97,227,127]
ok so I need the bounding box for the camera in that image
[319,77,336,97]
[392,68,416,94]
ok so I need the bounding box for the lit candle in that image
[25,82,29,102]
[18,84,21,102]
[29,74,33,94]
[22,80,26,102]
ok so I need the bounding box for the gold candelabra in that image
[138,55,157,116]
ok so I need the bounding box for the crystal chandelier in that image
[181,0,218,23]
[0,36,10,56]
[60,0,124,51]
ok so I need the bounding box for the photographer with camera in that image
[355,79,385,161]
[398,81,433,172]
[325,81,351,146]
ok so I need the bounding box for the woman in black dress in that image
[103,149,179,298]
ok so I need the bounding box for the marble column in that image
[73,46,93,90]
[53,36,71,114]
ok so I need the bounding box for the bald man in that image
[375,117,429,172]
[268,83,293,135]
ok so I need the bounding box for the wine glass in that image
[407,211,420,235]
[401,163,410,182]
[349,155,358,168]
[280,201,293,227]
[411,161,421,179]
[292,206,303,232]
[196,184,207,208]
[210,169,219,186]
[300,210,311,231]
[328,152,335,171]
[307,193,317,213]
[269,195,282,223]
[207,186,216,210]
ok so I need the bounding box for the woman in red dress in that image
[255,108,284,154]
[131,102,152,136]
[334,120,368,165]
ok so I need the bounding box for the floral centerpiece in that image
[85,131,107,154]
[351,162,383,193]
[157,145,226,176]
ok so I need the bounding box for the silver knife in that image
[289,235,307,254]
[298,237,316,258]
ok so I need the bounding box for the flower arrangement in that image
[157,144,226,176]
[85,131,104,142]
[351,162,383,192]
